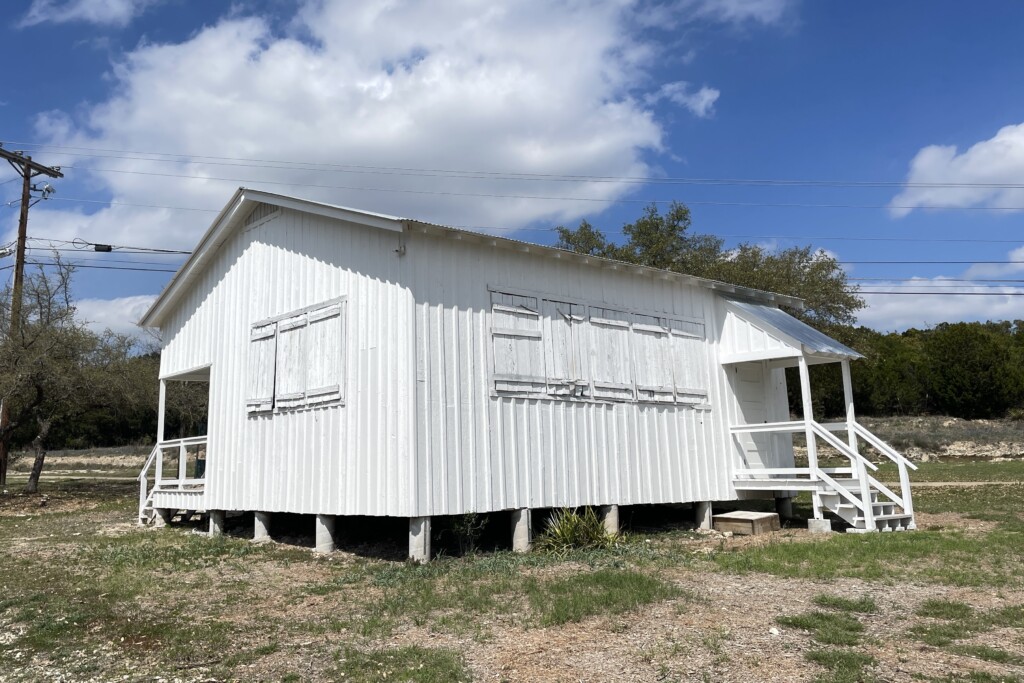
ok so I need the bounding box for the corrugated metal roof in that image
[729,300,863,360]
[141,187,806,327]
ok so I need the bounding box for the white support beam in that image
[157,380,167,442]
[797,356,823,519]
[842,359,875,531]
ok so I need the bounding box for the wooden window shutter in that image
[542,300,585,396]
[589,307,634,401]
[491,292,545,394]
[275,314,308,409]
[670,320,709,403]
[632,314,674,403]
[305,302,345,405]
[246,322,277,413]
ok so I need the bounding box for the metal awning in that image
[720,300,862,365]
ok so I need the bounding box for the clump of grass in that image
[776,611,865,646]
[526,569,678,626]
[915,599,974,621]
[805,648,876,683]
[909,622,968,647]
[333,646,469,683]
[950,643,1024,666]
[813,593,878,614]
[534,507,617,554]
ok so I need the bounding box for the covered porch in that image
[138,365,210,525]
[720,300,917,532]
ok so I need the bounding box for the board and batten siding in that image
[158,205,416,516]
[404,230,736,517]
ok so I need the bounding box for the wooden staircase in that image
[732,419,917,533]
[138,437,208,525]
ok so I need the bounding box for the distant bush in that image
[534,507,617,554]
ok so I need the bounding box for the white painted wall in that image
[156,205,793,517]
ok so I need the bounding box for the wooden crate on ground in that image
[712,510,781,536]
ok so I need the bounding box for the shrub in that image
[534,507,617,554]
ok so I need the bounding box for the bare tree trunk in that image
[0,439,7,489]
[23,418,51,494]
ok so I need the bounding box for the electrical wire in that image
[25,260,178,273]
[42,169,1024,211]
[860,291,1024,296]
[11,140,1024,189]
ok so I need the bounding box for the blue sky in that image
[2,0,1023,334]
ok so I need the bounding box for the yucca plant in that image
[534,507,618,554]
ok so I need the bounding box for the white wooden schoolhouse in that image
[137,188,917,560]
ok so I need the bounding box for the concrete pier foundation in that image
[409,516,431,563]
[315,514,336,553]
[254,512,271,542]
[511,508,532,552]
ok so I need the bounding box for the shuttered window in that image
[670,320,709,403]
[246,323,277,413]
[632,314,675,403]
[247,298,346,413]
[589,307,634,401]
[305,303,345,405]
[275,314,308,409]
[491,292,545,394]
[542,299,586,397]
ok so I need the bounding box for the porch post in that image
[797,356,823,519]
[841,361,857,453]
[843,360,876,531]
[157,379,167,443]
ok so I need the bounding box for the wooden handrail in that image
[851,423,918,471]
[729,420,806,434]
[811,422,879,472]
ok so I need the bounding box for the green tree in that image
[555,202,863,328]
[921,322,1021,419]
[0,261,147,492]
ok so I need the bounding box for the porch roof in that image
[720,300,863,365]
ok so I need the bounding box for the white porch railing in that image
[731,419,917,530]
[137,436,207,524]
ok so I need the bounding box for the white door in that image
[733,362,773,468]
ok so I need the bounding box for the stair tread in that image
[855,513,913,521]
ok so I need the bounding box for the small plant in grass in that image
[776,611,865,646]
[449,512,487,555]
[805,649,876,683]
[813,594,878,614]
[534,507,617,554]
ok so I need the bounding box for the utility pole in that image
[0,144,63,488]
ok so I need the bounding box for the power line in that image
[44,168,1024,211]
[850,277,1024,283]
[23,251,185,267]
[860,291,1024,296]
[11,140,1024,189]
[25,260,178,273]
[842,260,1024,265]
[26,236,192,254]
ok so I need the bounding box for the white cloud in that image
[75,294,156,336]
[683,0,796,25]
[890,122,1024,217]
[856,247,1024,332]
[648,81,721,117]
[19,1,695,251]
[19,0,162,27]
